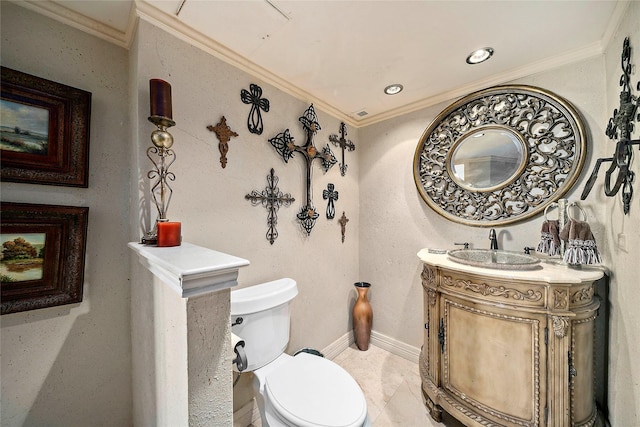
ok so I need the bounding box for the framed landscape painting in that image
[1,202,89,315]
[0,67,91,187]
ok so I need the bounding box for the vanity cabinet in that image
[418,250,604,427]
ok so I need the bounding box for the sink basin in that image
[447,249,541,271]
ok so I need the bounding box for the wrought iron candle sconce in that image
[143,79,178,245]
[245,168,295,245]
[268,104,337,235]
[329,122,356,176]
[323,183,338,219]
[241,83,270,135]
[207,116,238,168]
[581,37,640,214]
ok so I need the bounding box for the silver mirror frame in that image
[413,85,587,227]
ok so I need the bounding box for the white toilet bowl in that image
[231,278,370,427]
[254,352,369,427]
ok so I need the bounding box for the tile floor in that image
[333,344,442,426]
[248,344,455,426]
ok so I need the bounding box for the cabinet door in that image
[422,265,440,386]
[441,294,547,426]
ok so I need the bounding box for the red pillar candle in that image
[149,79,173,119]
[157,221,181,247]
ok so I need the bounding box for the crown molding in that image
[134,1,359,128]
[10,0,628,128]
[13,0,137,49]
[356,41,605,127]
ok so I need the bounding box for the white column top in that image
[129,242,250,298]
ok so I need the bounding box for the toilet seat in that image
[264,353,368,427]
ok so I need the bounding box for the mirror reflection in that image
[448,127,526,191]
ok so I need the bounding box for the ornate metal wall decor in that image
[413,85,587,226]
[240,83,270,135]
[581,37,640,214]
[245,168,295,245]
[329,122,356,176]
[323,183,338,219]
[207,116,238,168]
[268,104,337,234]
[338,211,349,243]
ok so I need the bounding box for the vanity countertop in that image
[418,248,606,284]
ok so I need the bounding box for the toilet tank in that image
[230,278,298,371]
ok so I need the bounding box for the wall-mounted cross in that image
[338,211,349,243]
[245,168,295,245]
[269,104,337,234]
[207,116,238,168]
[329,122,356,176]
[323,183,338,219]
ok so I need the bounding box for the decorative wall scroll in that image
[268,104,337,235]
[581,37,640,214]
[207,116,238,168]
[245,168,295,245]
[240,83,270,135]
[338,211,349,243]
[0,67,91,187]
[323,183,338,219]
[413,85,587,227]
[329,122,356,176]
[1,202,89,314]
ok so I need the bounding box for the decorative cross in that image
[245,168,295,245]
[268,104,337,235]
[338,211,349,243]
[329,122,356,176]
[207,116,238,168]
[322,183,338,219]
[241,83,270,135]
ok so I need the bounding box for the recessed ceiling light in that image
[384,84,403,95]
[466,47,494,65]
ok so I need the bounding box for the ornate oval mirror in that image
[413,85,587,226]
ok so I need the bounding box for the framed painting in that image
[1,202,89,315]
[1,67,91,187]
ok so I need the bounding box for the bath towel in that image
[559,219,602,265]
[536,220,561,256]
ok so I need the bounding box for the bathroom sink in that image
[447,249,541,271]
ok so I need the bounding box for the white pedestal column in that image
[129,242,249,426]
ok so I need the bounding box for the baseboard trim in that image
[370,330,421,363]
[321,330,420,363]
[321,331,355,360]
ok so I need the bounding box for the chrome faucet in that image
[489,229,498,250]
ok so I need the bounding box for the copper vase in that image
[353,282,372,351]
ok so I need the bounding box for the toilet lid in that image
[265,353,367,427]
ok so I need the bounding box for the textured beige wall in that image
[0,3,132,426]
[602,2,640,425]
[359,56,608,348]
[131,18,361,415]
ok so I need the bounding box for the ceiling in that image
[17,0,626,127]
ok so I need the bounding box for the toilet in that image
[231,278,370,427]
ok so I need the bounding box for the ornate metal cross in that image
[245,168,295,245]
[269,104,337,234]
[338,211,349,243]
[207,116,238,168]
[322,183,338,219]
[329,122,356,176]
[241,83,270,135]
